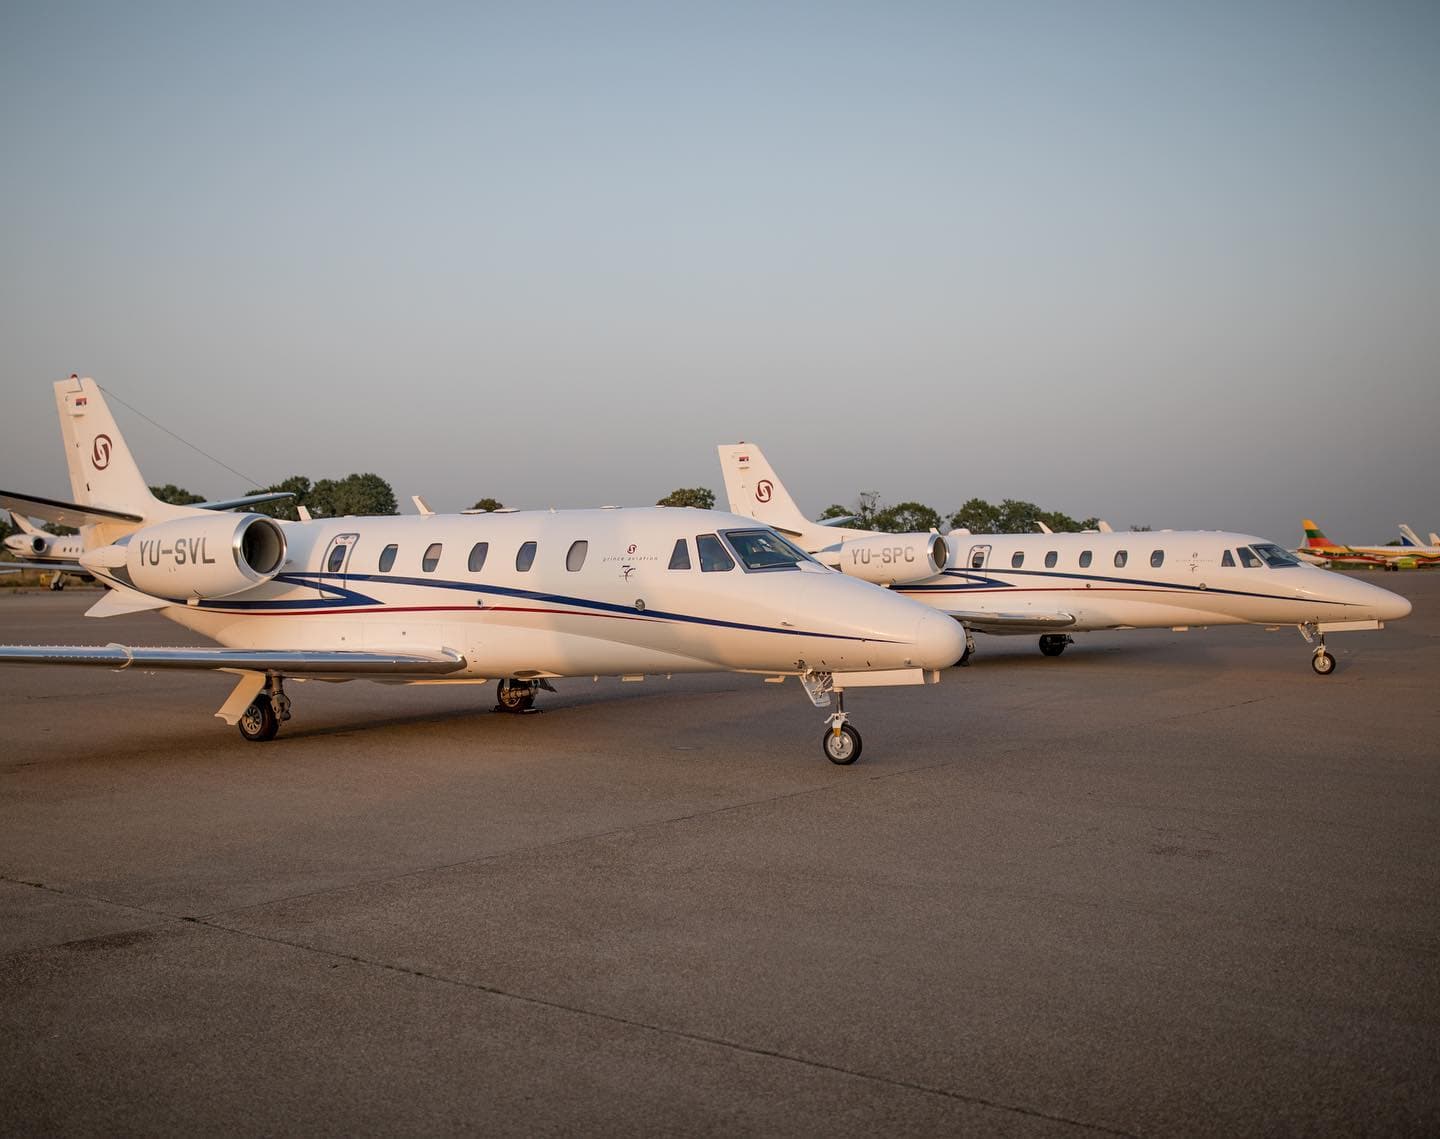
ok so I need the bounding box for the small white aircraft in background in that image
[0,378,966,764]
[717,444,1411,676]
[3,510,88,588]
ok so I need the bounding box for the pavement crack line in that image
[192,914,1139,1138]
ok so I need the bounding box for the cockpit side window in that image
[668,538,692,570]
[696,533,735,572]
[1221,549,1236,567]
[1238,547,1261,569]
[1252,542,1300,568]
[721,528,813,571]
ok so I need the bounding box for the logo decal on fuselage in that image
[756,480,773,503]
[91,434,112,470]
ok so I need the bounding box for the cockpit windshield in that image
[721,528,819,572]
[1251,542,1301,568]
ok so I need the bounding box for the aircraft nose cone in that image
[1380,590,1413,622]
[914,609,967,669]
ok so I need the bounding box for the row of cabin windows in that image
[999,549,1166,570]
[369,540,589,575]
[981,543,1300,572]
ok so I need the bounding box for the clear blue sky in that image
[2,1,1437,543]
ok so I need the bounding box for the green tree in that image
[948,498,1001,533]
[149,484,206,506]
[470,497,504,512]
[818,504,854,522]
[872,502,942,533]
[308,473,398,518]
[657,487,715,509]
[244,476,312,521]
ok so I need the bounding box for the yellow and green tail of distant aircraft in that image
[1299,519,1440,571]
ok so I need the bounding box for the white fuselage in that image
[5,530,82,563]
[108,509,965,680]
[897,531,1411,632]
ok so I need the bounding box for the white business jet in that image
[3,510,87,588]
[717,444,1411,676]
[0,378,966,764]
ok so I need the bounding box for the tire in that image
[1311,650,1336,676]
[496,680,536,713]
[822,723,862,765]
[238,695,280,742]
[1039,634,1069,657]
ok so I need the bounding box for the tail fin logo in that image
[756,480,773,503]
[91,434,113,470]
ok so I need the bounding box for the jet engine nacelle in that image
[125,513,287,599]
[30,535,49,555]
[834,532,949,586]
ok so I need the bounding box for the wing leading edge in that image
[0,643,466,677]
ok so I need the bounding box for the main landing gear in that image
[48,572,66,591]
[496,678,537,713]
[237,676,292,742]
[959,630,976,667]
[801,671,863,765]
[1039,633,1073,658]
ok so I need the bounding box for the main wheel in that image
[1311,650,1336,676]
[496,680,536,713]
[49,576,65,591]
[821,723,862,765]
[1039,634,1069,657]
[238,695,280,742]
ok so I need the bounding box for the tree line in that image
[4,478,1107,540]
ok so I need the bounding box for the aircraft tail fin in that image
[1301,519,1337,550]
[52,376,201,547]
[1398,524,1423,548]
[1430,532,1440,547]
[8,511,45,536]
[716,443,815,537]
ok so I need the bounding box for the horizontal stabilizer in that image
[85,587,171,618]
[198,492,295,512]
[0,644,467,676]
[0,490,143,528]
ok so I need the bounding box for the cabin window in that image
[1238,547,1261,569]
[696,533,735,572]
[723,528,810,571]
[1044,551,1058,569]
[422,543,443,573]
[1221,549,1235,567]
[1079,550,1092,568]
[378,544,398,573]
[516,541,537,572]
[1114,550,1128,568]
[327,544,349,573]
[969,545,989,569]
[668,538,692,570]
[1011,551,1025,568]
[566,540,588,572]
[1150,550,1165,568]
[1252,542,1300,568]
[468,542,489,572]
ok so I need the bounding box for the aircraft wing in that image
[0,490,143,528]
[943,609,1078,633]
[0,643,467,678]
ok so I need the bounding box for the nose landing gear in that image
[800,671,864,765]
[1038,633,1073,657]
[1298,622,1337,676]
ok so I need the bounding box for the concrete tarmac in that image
[1,575,1437,1136]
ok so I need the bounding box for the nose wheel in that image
[1312,647,1336,675]
[822,716,862,765]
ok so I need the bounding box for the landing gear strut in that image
[801,670,864,765]
[48,573,66,591]
[1039,633,1073,657]
[1298,622,1337,676]
[238,676,292,741]
[959,630,976,667]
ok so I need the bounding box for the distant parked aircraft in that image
[1300,519,1439,571]
[717,444,1411,675]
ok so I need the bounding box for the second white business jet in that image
[718,444,1411,676]
[0,379,966,764]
